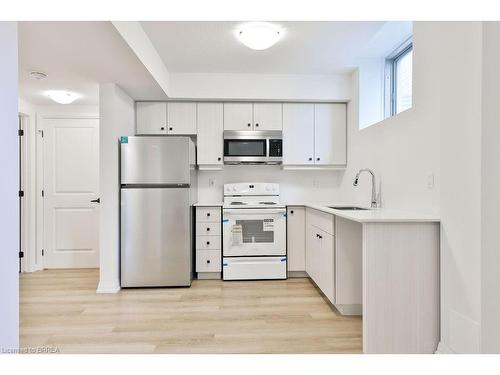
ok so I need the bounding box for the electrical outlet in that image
[427,173,435,189]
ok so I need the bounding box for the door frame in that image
[18,111,42,272]
[21,111,99,272]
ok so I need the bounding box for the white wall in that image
[98,83,135,293]
[439,22,483,353]
[198,166,344,204]
[481,22,500,353]
[0,21,19,351]
[169,73,351,101]
[341,21,493,353]
[338,22,441,214]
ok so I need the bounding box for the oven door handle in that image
[223,208,286,215]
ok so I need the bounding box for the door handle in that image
[90,198,100,203]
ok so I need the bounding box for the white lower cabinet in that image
[334,217,362,315]
[195,206,222,279]
[196,250,221,273]
[305,208,335,304]
[286,206,306,272]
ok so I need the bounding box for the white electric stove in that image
[222,183,287,280]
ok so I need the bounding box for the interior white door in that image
[253,103,283,130]
[314,103,347,165]
[223,103,253,130]
[136,102,167,135]
[283,103,315,165]
[43,118,100,268]
[167,102,197,135]
[197,102,223,167]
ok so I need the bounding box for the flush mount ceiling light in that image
[235,22,283,50]
[45,90,80,104]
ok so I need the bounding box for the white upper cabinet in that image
[223,103,253,130]
[253,103,282,130]
[136,102,196,135]
[136,102,167,135]
[314,103,347,165]
[282,103,315,165]
[167,102,197,135]
[197,103,224,169]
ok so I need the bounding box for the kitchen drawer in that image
[306,208,334,235]
[196,250,221,272]
[196,222,221,236]
[196,207,221,222]
[196,235,221,250]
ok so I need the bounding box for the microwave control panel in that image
[269,139,282,157]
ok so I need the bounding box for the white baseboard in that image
[96,281,121,294]
[435,341,454,354]
[288,271,308,278]
[197,272,221,280]
[335,304,362,316]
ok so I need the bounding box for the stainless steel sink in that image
[328,206,369,211]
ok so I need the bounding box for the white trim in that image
[435,341,455,354]
[335,304,362,316]
[96,280,121,294]
[197,272,221,280]
[282,165,347,170]
[287,271,308,278]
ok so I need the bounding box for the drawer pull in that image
[206,227,210,231]
[207,213,211,217]
[206,241,210,245]
[207,260,211,264]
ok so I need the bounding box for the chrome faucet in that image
[353,169,379,208]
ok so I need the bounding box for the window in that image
[385,39,413,117]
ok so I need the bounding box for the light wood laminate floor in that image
[20,269,362,353]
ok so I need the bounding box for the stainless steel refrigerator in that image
[120,136,197,287]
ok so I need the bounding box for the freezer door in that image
[121,136,190,185]
[120,187,191,287]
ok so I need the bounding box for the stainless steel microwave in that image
[223,130,283,165]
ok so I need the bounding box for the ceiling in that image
[18,21,403,105]
[18,21,167,105]
[141,21,387,74]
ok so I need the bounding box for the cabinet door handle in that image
[217,157,221,161]
[255,123,259,127]
[316,157,320,161]
[308,157,313,161]
[247,123,251,127]
[169,127,173,131]
[290,210,294,214]
[207,213,211,217]
[160,127,165,131]
[206,227,210,231]
[207,259,211,264]
[90,198,100,203]
[206,241,210,245]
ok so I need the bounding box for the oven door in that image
[223,138,267,164]
[222,208,286,256]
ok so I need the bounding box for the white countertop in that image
[299,203,440,223]
[193,201,440,223]
[193,202,223,207]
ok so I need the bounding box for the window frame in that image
[384,37,413,117]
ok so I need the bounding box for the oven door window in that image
[234,219,274,244]
[224,139,266,157]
